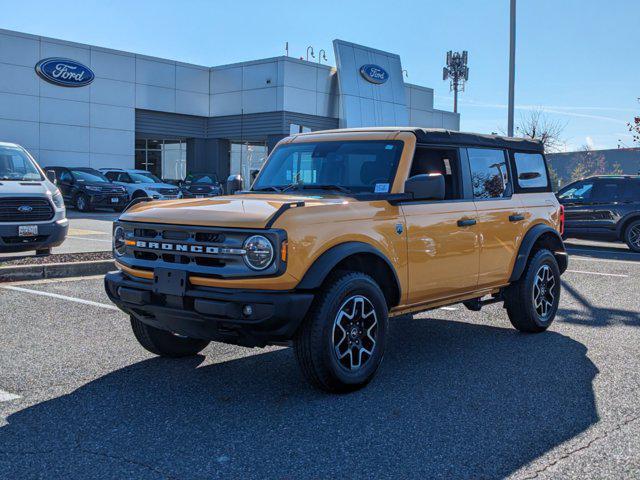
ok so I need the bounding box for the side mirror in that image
[45,169,57,184]
[404,174,445,201]
[226,174,243,195]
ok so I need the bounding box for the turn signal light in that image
[559,205,565,236]
[281,241,288,262]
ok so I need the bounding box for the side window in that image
[513,152,549,189]
[117,173,131,183]
[410,147,461,199]
[592,180,624,202]
[468,148,510,199]
[558,181,594,202]
[59,170,73,183]
[104,171,118,181]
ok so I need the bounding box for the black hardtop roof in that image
[413,128,544,153]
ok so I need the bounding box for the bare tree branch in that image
[516,108,567,153]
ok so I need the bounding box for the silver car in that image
[100,169,182,201]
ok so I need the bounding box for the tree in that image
[570,145,607,182]
[516,109,567,153]
[625,98,639,145]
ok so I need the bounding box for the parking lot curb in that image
[0,259,116,283]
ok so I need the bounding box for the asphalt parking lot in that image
[1,245,639,479]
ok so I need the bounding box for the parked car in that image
[0,142,67,255]
[179,172,223,198]
[47,167,129,212]
[100,168,181,200]
[105,127,567,393]
[557,175,640,252]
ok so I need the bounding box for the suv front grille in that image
[0,198,55,222]
[156,188,179,195]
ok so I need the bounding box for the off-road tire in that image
[130,315,209,357]
[294,271,388,393]
[75,193,92,212]
[623,219,640,253]
[505,249,561,333]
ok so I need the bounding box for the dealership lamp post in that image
[442,51,469,114]
[507,0,516,137]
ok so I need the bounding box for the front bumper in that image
[88,194,129,208]
[104,270,314,347]
[0,218,68,253]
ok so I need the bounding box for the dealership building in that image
[0,28,459,185]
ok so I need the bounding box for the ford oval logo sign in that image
[18,205,33,213]
[359,64,389,85]
[35,58,95,87]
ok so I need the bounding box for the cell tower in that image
[442,51,469,114]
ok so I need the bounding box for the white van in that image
[0,142,68,255]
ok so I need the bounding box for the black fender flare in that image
[297,242,401,300]
[510,224,567,282]
[616,213,640,239]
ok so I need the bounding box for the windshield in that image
[71,169,109,183]
[129,171,162,183]
[252,140,403,193]
[185,173,219,184]
[0,146,43,181]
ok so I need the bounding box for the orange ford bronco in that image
[105,128,567,392]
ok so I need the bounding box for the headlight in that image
[243,235,274,270]
[85,185,101,192]
[113,226,126,257]
[51,190,65,209]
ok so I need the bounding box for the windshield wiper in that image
[282,184,352,194]
[251,186,282,192]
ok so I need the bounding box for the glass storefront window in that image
[230,142,268,189]
[135,139,186,180]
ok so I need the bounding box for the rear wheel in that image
[505,249,561,333]
[624,219,640,253]
[294,271,388,393]
[130,315,209,357]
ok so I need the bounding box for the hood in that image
[0,180,57,197]
[119,193,344,229]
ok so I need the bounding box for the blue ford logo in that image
[359,64,389,85]
[35,58,95,87]
[18,205,33,213]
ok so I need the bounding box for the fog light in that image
[242,305,253,317]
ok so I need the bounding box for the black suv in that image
[179,172,223,198]
[48,167,129,212]
[557,175,640,252]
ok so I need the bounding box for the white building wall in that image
[0,27,458,170]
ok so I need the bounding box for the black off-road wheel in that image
[130,316,209,357]
[624,219,640,253]
[504,249,561,333]
[294,271,388,393]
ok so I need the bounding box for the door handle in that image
[509,214,525,222]
[457,218,477,227]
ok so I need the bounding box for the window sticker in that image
[374,183,390,193]
[385,144,394,150]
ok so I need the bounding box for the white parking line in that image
[66,235,112,243]
[565,269,629,278]
[440,306,458,311]
[568,247,640,257]
[1,285,119,310]
[569,256,639,266]
[0,390,21,402]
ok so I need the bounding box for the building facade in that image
[0,28,459,183]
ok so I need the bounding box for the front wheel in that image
[294,272,388,393]
[130,316,209,357]
[75,193,92,212]
[624,219,640,253]
[505,249,561,333]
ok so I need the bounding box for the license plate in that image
[111,197,119,203]
[19,225,38,237]
[195,195,204,198]
[152,268,187,296]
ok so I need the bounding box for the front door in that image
[401,146,480,306]
[557,179,596,235]
[467,147,525,289]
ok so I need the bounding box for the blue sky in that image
[1,0,637,151]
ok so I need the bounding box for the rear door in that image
[468,147,525,289]
[57,168,74,202]
[588,178,626,234]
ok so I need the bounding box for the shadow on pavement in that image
[565,240,640,262]
[560,281,640,327]
[0,318,598,479]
